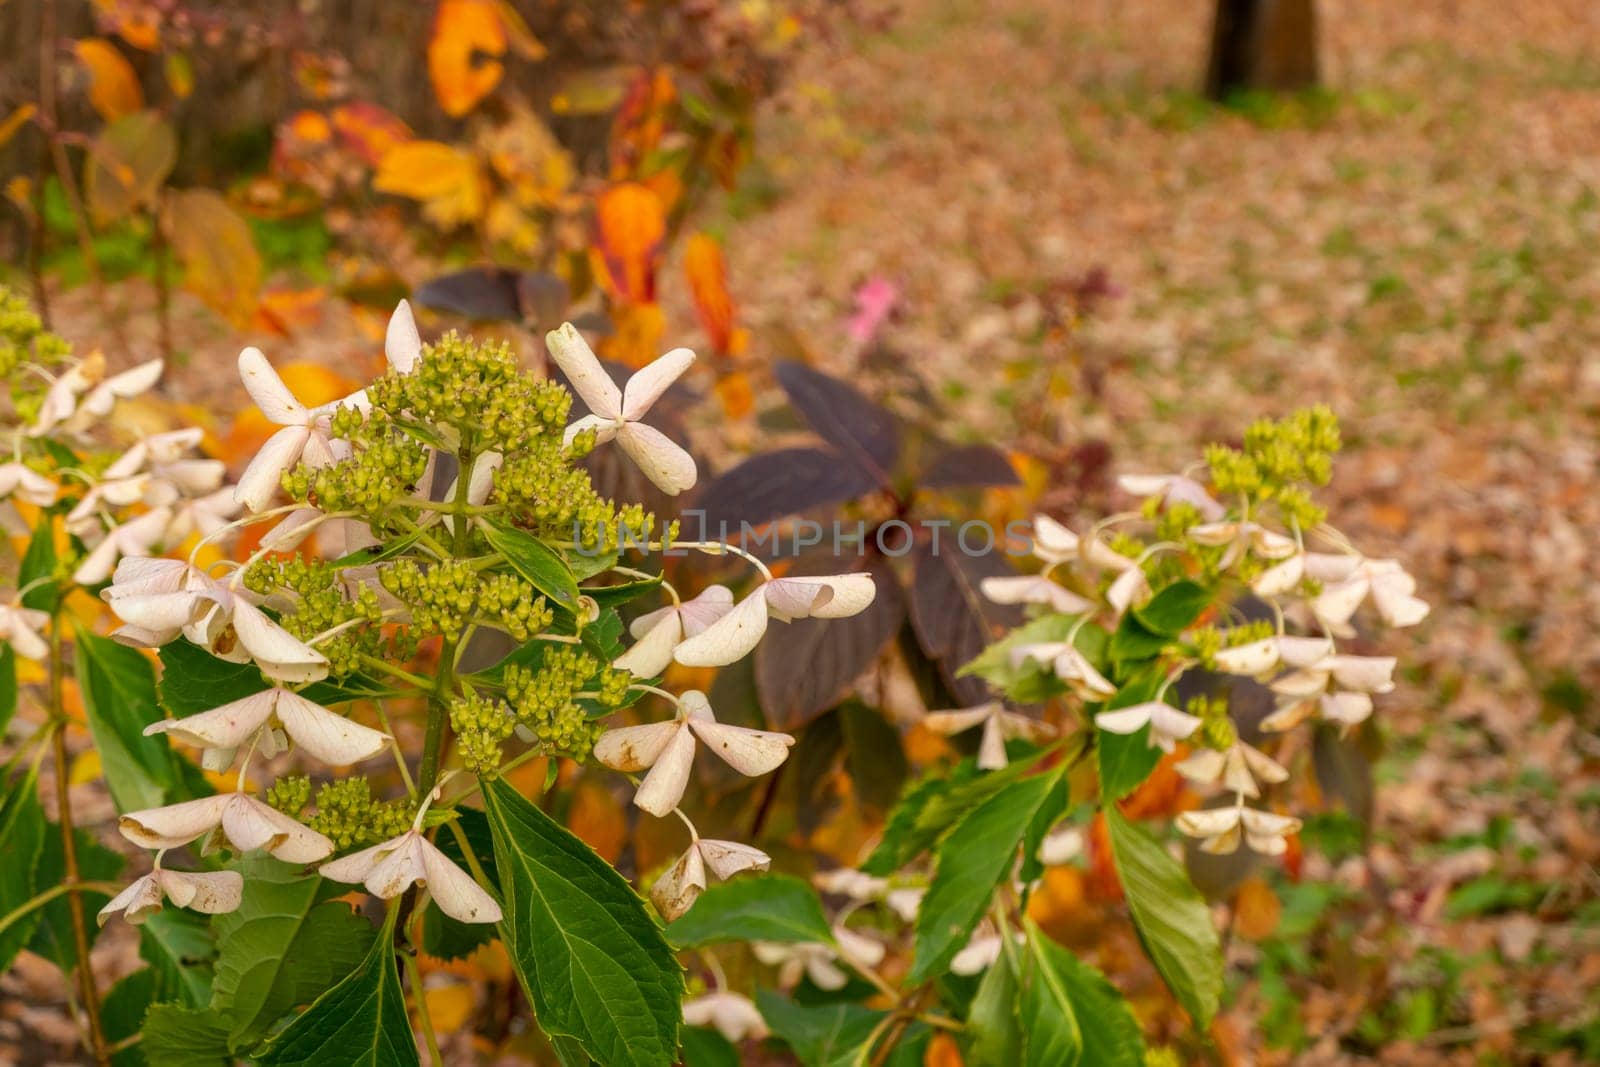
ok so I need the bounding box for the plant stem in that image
[402,950,444,1066]
[417,456,477,795]
[49,620,108,1067]
[0,880,125,942]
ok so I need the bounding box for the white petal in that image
[274,689,389,764]
[673,590,769,667]
[697,840,770,881]
[98,875,163,926]
[688,719,795,777]
[1175,747,1228,785]
[1252,554,1305,597]
[319,838,400,884]
[806,574,876,619]
[562,412,618,450]
[980,575,1093,614]
[1241,742,1289,785]
[834,925,885,967]
[976,714,1008,770]
[1311,578,1369,629]
[142,689,276,752]
[1030,515,1079,561]
[594,720,683,772]
[633,727,698,816]
[922,705,999,737]
[259,509,324,552]
[1327,655,1396,693]
[1149,706,1203,747]
[1319,691,1373,726]
[220,794,333,862]
[1304,552,1362,583]
[1276,635,1333,668]
[229,600,329,683]
[365,835,430,898]
[1188,521,1239,547]
[418,835,502,923]
[1106,566,1150,617]
[159,869,244,915]
[119,795,231,849]
[613,613,682,678]
[546,323,621,418]
[385,299,422,374]
[650,844,707,921]
[72,534,126,586]
[950,934,1003,976]
[621,347,694,420]
[238,348,307,424]
[1176,806,1242,838]
[1094,704,1154,735]
[683,992,768,1043]
[1241,808,1301,839]
[1036,827,1083,866]
[615,422,697,496]
[1213,638,1280,676]
[234,424,312,511]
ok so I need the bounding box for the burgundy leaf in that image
[755,553,904,730]
[908,536,1020,705]
[414,268,524,322]
[1312,724,1375,833]
[920,443,1020,490]
[774,360,900,486]
[691,447,882,536]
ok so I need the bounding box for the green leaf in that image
[102,966,158,1067]
[19,519,60,611]
[1096,674,1164,802]
[1024,921,1143,1067]
[0,765,46,973]
[756,988,886,1067]
[583,572,663,609]
[666,874,833,948]
[75,625,209,810]
[422,808,499,961]
[966,942,1022,1065]
[1133,580,1211,636]
[565,545,619,582]
[156,640,388,717]
[679,1027,741,1067]
[27,820,123,971]
[912,769,1061,982]
[864,752,1049,877]
[1019,923,1082,1066]
[483,778,683,1067]
[252,908,420,1067]
[1108,613,1168,667]
[0,645,16,738]
[141,1004,232,1067]
[1104,808,1223,1028]
[483,521,580,615]
[140,907,216,1007]
[209,855,376,1051]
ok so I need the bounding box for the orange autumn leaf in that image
[331,102,413,168]
[609,67,675,178]
[1086,811,1123,902]
[924,1032,964,1067]
[375,140,485,226]
[1233,876,1282,941]
[592,182,665,304]
[73,38,143,122]
[713,371,754,419]
[567,778,627,863]
[428,0,507,118]
[598,301,665,368]
[252,286,329,337]
[1117,747,1193,820]
[684,232,739,356]
[94,0,161,50]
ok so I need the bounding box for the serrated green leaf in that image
[75,625,208,810]
[252,907,420,1066]
[0,765,46,973]
[666,874,833,948]
[864,752,1049,877]
[1105,808,1223,1028]
[1019,923,1082,1066]
[1024,921,1144,1067]
[483,778,682,1067]
[210,855,376,1051]
[756,988,886,1067]
[483,521,580,614]
[27,820,123,971]
[141,1003,232,1066]
[1133,580,1210,636]
[912,769,1061,982]
[140,907,216,1007]
[965,941,1021,1066]
[1096,674,1164,801]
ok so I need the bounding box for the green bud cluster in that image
[1186,694,1237,750]
[491,439,659,552]
[0,285,70,383]
[266,774,313,817]
[244,557,386,676]
[381,559,479,637]
[1191,619,1274,668]
[448,690,517,777]
[281,428,428,519]
[363,331,570,456]
[1206,405,1341,528]
[305,778,413,852]
[503,647,622,761]
[476,572,555,641]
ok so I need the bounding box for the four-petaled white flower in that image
[97,865,243,926]
[233,347,364,512]
[1262,651,1396,732]
[980,574,1093,615]
[1211,634,1332,678]
[1094,700,1203,752]
[547,323,697,495]
[1175,741,1288,798]
[0,597,51,661]
[594,690,794,816]
[651,837,770,921]
[31,355,163,436]
[1009,641,1115,701]
[1118,473,1225,520]
[753,925,885,991]
[72,507,172,585]
[319,827,502,924]
[0,461,57,507]
[614,585,735,678]
[1177,802,1302,856]
[1306,553,1429,631]
[144,687,389,772]
[923,701,1054,770]
[672,573,875,668]
[682,992,768,1043]
[119,793,333,863]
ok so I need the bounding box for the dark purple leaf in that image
[515,272,571,327]
[755,554,904,730]
[414,268,524,322]
[1312,724,1375,834]
[920,444,1020,490]
[691,448,882,536]
[908,537,1020,706]
[774,361,900,486]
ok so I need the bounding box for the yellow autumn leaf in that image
[73,38,144,122]
[70,749,103,787]
[0,105,36,151]
[421,983,475,1033]
[592,182,665,304]
[374,140,485,227]
[84,110,176,224]
[163,188,263,325]
[427,0,506,118]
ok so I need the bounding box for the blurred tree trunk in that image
[1205,0,1319,99]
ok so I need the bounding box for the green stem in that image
[0,880,125,942]
[49,618,109,1067]
[402,949,443,1066]
[416,455,477,795]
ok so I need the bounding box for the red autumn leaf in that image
[683,232,738,356]
[592,182,665,304]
